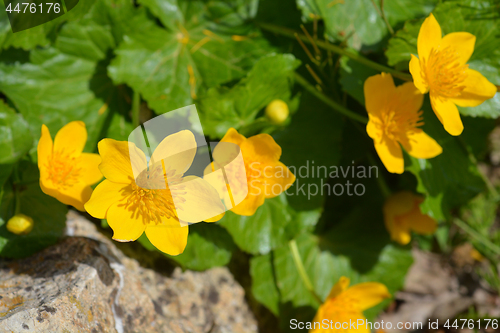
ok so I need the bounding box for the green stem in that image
[294,73,368,124]
[132,90,141,128]
[289,239,323,305]
[453,218,500,256]
[366,153,392,198]
[257,22,412,81]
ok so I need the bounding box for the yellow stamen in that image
[45,149,82,190]
[422,46,468,98]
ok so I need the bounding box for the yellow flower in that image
[364,73,442,174]
[205,128,295,216]
[37,121,103,211]
[383,191,437,245]
[84,130,225,255]
[6,214,34,235]
[311,276,390,333]
[266,99,289,124]
[409,13,497,136]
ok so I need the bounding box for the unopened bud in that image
[265,99,289,125]
[6,214,34,235]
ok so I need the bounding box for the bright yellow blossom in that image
[383,191,437,245]
[410,13,497,136]
[37,121,102,211]
[364,73,442,174]
[6,214,34,235]
[311,276,390,333]
[85,130,225,255]
[205,128,295,216]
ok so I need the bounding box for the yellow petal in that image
[374,136,404,174]
[37,125,53,181]
[363,73,396,118]
[53,121,87,157]
[383,192,415,245]
[80,153,103,185]
[171,175,225,223]
[410,54,428,94]
[220,127,246,146]
[98,139,147,184]
[241,133,282,163]
[430,94,463,136]
[84,180,128,218]
[440,32,475,65]
[326,276,350,300]
[342,282,391,311]
[145,221,189,255]
[150,130,197,175]
[107,201,146,242]
[389,218,412,245]
[40,181,92,211]
[406,208,437,235]
[450,69,497,107]
[366,117,380,140]
[262,161,296,199]
[418,13,442,59]
[395,81,424,113]
[205,212,225,222]
[383,191,415,218]
[231,184,266,216]
[400,130,442,159]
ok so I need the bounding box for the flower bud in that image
[265,99,289,125]
[6,214,34,235]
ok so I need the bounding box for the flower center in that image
[374,105,424,142]
[121,162,186,225]
[422,46,468,98]
[45,150,81,190]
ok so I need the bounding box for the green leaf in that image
[297,0,436,50]
[196,53,300,138]
[273,91,344,210]
[0,100,32,164]
[405,103,486,221]
[109,0,275,114]
[220,194,293,255]
[386,0,500,117]
[272,234,412,322]
[0,161,67,258]
[250,253,281,315]
[0,2,131,155]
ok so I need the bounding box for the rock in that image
[0,212,257,333]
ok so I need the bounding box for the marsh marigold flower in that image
[383,191,437,245]
[311,276,390,333]
[205,128,295,216]
[6,214,34,235]
[38,121,102,211]
[364,73,442,174]
[85,130,225,255]
[410,13,497,136]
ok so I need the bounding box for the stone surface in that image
[0,212,257,333]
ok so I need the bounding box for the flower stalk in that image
[257,22,412,81]
[289,239,323,305]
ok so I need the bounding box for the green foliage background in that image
[0,0,499,331]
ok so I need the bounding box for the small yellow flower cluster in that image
[34,121,295,255]
[366,14,496,175]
